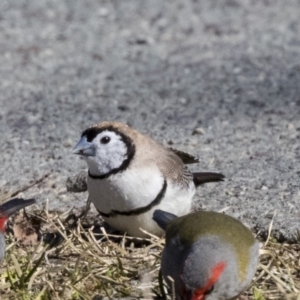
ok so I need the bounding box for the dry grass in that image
[0,198,299,299]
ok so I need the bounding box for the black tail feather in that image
[153,209,178,231]
[193,172,225,187]
[0,198,36,217]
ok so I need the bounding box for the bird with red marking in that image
[0,198,36,260]
[153,209,260,300]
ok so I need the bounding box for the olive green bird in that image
[153,209,260,300]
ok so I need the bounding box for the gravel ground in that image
[0,0,299,241]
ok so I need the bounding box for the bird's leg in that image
[82,196,92,219]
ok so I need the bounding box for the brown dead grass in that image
[0,203,299,300]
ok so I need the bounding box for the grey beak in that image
[72,136,96,157]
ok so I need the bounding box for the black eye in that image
[100,136,111,144]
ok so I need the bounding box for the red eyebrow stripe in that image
[191,261,227,300]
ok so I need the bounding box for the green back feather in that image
[166,211,257,281]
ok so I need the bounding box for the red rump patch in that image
[0,216,8,233]
[191,261,226,300]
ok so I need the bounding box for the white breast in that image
[87,167,195,237]
[88,167,165,212]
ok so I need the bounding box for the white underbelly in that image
[87,169,195,237]
[88,168,165,212]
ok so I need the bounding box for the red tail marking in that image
[0,215,7,233]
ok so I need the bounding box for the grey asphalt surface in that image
[0,0,299,241]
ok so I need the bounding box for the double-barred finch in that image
[153,210,260,300]
[72,121,224,238]
[0,198,36,260]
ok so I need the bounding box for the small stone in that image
[98,8,109,17]
[87,89,94,97]
[192,127,205,135]
[179,98,187,104]
[63,138,72,147]
[66,172,87,193]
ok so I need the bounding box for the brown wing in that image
[158,149,225,188]
[157,149,194,188]
[168,148,225,186]
[168,148,199,164]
